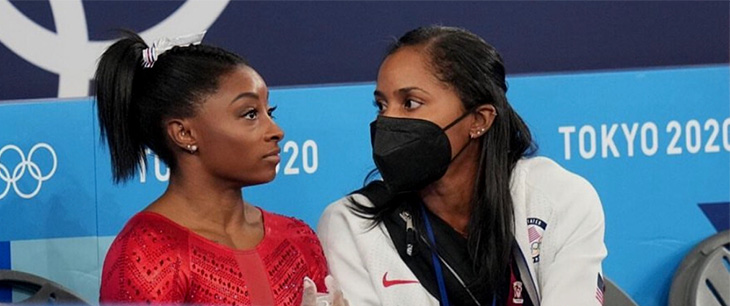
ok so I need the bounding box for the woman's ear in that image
[166,118,198,154]
[470,104,498,139]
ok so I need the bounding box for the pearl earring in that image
[186,144,198,153]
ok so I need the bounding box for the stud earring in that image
[471,128,487,139]
[186,144,198,153]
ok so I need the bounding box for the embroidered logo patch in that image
[512,281,524,304]
[527,217,547,263]
[382,272,419,288]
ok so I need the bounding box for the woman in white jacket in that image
[317,26,607,306]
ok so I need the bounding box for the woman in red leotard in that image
[95,31,340,306]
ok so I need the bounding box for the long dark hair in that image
[94,31,247,183]
[352,26,536,294]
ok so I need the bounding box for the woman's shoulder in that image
[118,212,189,239]
[102,213,191,284]
[317,185,391,242]
[513,156,601,211]
[260,209,327,267]
[101,212,191,303]
[261,209,318,238]
[109,212,190,255]
[319,193,380,234]
[322,181,388,218]
[516,156,596,191]
[323,193,371,215]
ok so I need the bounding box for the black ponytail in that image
[94,31,247,183]
[95,31,148,183]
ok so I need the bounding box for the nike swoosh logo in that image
[382,272,419,288]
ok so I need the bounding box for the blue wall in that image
[0,2,728,305]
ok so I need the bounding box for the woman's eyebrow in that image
[230,92,259,104]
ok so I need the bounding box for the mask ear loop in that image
[441,106,479,132]
[442,106,480,162]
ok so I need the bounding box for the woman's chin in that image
[241,172,277,187]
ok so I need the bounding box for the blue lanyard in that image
[420,205,497,306]
[420,204,451,306]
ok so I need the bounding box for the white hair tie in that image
[141,31,207,68]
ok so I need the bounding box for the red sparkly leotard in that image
[100,209,328,306]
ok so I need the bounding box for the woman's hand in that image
[301,275,349,306]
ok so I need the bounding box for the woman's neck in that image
[147,169,254,233]
[420,145,479,236]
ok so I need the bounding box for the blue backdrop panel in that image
[10,237,101,303]
[507,65,730,306]
[0,66,727,306]
[244,85,377,226]
[94,132,172,237]
[0,100,97,241]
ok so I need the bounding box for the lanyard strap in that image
[420,205,498,306]
[420,205,451,306]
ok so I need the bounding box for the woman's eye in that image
[404,99,423,110]
[242,109,258,119]
[267,106,277,119]
[374,100,388,112]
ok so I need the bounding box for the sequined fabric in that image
[100,210,327,305]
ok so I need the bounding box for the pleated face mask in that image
[370,111,472,194]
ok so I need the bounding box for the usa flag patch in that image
[596,273,605,305]
[527,218,547,263]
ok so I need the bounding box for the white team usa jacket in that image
[317,156,607,306]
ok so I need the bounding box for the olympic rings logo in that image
[0,143,57,200]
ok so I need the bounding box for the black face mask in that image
[370,111,473,194]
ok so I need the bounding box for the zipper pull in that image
[400,211,416,256]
